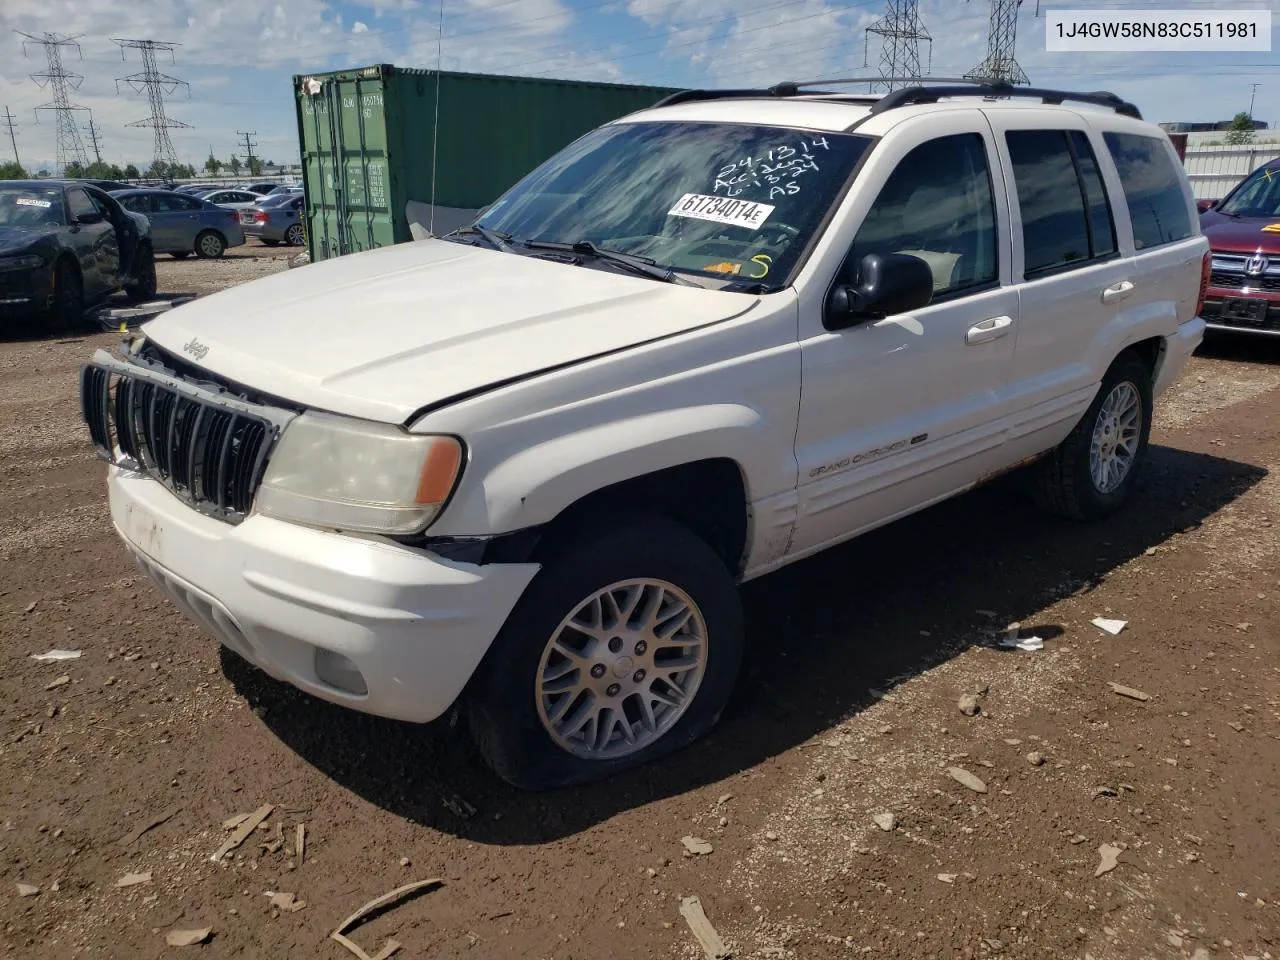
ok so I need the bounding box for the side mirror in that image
[75,212,104,225]
[1197,198,1217,214]
[825,253,934,330]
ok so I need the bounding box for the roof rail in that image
[868,82,1142,119]
[652,78,975,108]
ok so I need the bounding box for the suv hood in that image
[142,238,758,424]
[1199,211,1280,254]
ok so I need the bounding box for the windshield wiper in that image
[446,224,517,253]
[518,239,700,286]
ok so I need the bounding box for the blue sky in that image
[1,0,1278,173]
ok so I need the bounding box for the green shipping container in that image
[292,64,679,262]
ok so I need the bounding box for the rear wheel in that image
[46,258,84,336]
[195,230,226,259]
[465,514,744,790]
[124,243,157,303]
[1030,353,1153,520]
[285,223,305,246]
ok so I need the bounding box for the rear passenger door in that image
[983,114,1133,457]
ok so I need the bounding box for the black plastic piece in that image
[868,83,1142,119]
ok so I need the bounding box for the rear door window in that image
[1006,129,1120,278]
[1102,132,1194,250]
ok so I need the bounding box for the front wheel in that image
[194,230,226,259]
[285,223,305,246]
[465,515,744,790]
[1030,353,1153,520]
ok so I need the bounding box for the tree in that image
[1226,111,1256,146]
[63,160,87,179]
[86,160,123,180]
[228,154,242,175]
[0,161,27,180]
[123,164,140,180]
[204,152,222,175]
[247,156,262,177]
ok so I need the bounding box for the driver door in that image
[65,187,118,298]
[787,118,1020,559]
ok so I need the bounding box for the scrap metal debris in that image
[1108,683,1150,702]
[119,805,182,848]
[946,767,988,794]
[442,794,475,819]
[165,927,212,947]
[679,895,731,960]
[295,824,306,864]
[211,804,274,862]
[1092,618,1128,636]
[682,836,714,856]
[116,871,153,888]
[1095,844,1123,877]
[331,878,443,960]
[30,650,82,662]
[998,630,1044,652]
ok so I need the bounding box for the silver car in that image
[197,188,265,212]
[113,188,247,259]
[240,193,306,246]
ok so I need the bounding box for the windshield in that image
[0,186,66,229]
[1219,164,1280,217]
[471,120,874,288]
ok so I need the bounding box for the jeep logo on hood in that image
[183,338,210,361]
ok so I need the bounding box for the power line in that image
[237,130,258,171]
[114,37,192,171]
[864,1,932,93]
[84,113,104,165]
[965,0,1030,85]
[2,106,20,169]
[17,31,90,175]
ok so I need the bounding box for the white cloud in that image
[353,21,369,34]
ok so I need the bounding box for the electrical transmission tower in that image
[17,31,90,174]
[864,1,932,93]
[965,0,1029,86]
[84,113,105,165]
[113,38,191,170]
[2,107,20,169]
[237,131,258,173]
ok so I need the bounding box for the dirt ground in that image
[1,246,1277,960]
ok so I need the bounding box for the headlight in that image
[0,255,44,272]
[256,412,463,535]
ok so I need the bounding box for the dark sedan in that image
[0,180,156,333]
[240,193,305,246]
[114,189,246,259]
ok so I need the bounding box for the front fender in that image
[447,404,763,534]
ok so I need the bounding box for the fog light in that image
[314,648,368,696]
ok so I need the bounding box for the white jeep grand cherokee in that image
[80,80,1210,789]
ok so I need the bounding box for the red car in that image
[1198,158,1280,337]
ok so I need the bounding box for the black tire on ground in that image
[194,230,226,259]
[465,513,745,791]
[261,239,280,246]
[285,223,305,246]
[46,257,84,336]
[124,243,157,303]
[1030,352,1154,521]
[171,251,190,260]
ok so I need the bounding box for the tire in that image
[124,243,157,303]
[46,258,84,336]
[465,513,744,790]
[1030,353,1154,521]
[285,223,305,246]
[171,251,190,260]
[194,230,226,259]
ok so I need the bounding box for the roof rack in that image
[651,77,1141,120]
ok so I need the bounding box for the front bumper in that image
[1201,286,1280,337]
[109,466,539,723]
[0,264,53,318]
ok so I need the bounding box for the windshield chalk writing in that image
[713,135,831,199]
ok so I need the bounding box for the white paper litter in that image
[998,632,1044,652]
[30,650,83,662]
[1092,618,1128,635]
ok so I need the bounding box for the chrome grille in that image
[80,362,278,522]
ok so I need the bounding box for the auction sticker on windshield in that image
[668,193,775,230]
[15,198,52,208]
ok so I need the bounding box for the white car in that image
[80,79,1209,790]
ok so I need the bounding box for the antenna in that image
[964,0,1030,86]
[2,106,21,169]
[113,37,192,171]
[863,1,932,93]
[17,31,91,175]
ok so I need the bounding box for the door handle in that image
[965,315,1014,345]
[1102,280,1135,303]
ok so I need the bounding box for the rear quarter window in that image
[1102,132,1193,250]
